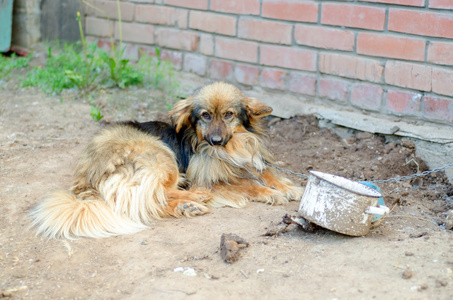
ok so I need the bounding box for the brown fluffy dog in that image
[30,82,304,239]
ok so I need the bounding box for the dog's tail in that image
[29,190,148,239]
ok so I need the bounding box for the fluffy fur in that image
[30,82,304,239]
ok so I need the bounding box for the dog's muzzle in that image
[207,135,224,146]
[206,134,232,146]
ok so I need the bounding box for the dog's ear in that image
[169,97,193,133]
[245,97,273,118]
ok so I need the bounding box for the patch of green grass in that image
[0,53,31,78]
[20,43,179,99]
[22,43,104,95]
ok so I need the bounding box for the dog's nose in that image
[210,136,223,146]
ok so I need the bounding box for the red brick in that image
[321,3,385,30]
[357,33,425,61]
[86,17,113,38]
[429,0,453,9]
[350,84,383,111]
[93,0,135,21]
[166,0,208,10]
[359,0,424,6]
[175,9,188,29]
[200,34,214,56]
[183,53,207,76]
[238,19,292,45]
[294,25,354,51]
[94,38,113,52]
[389,9,453,39]
[262,0,318,23]
[155,28,199,51]
[139,47,183,70]
[97,39,138,61]
[386,90,421,115]
[215,37,258,63]
[161,50,183,70]
[211,0,260,15]
[288,73,317,96]
[261,68,287,90]
[428,42,453,66]
[260,45,317,71]
[135,5,177,25]
[432,67,453,97]
[318,78,349,102]
[115,22,154,45]
[235,64,260,86]
[189,11,236,36]
[423,95,453,123]
[138,45,157,58]
[384,61,432,92]
[319,53,384,83]
[210,60,234,80]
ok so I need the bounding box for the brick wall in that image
[84,0,453,126]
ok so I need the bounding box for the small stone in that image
[405,252,414,257]
[402,268,413,279]
[390,126,400,134]
[435,279,448,287]
[445,210,453,230]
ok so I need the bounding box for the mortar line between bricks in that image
[317,0,322,24]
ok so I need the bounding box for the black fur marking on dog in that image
[121,121,194,172]
[239,107,255,133]
[191,106,202,126]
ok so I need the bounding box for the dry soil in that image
[1,82,452,299]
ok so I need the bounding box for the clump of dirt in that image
[219,233,249,264]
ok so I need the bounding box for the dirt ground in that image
[1,79,452,299]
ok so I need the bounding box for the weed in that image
[135,47,181,107]
[90,104,104,121]
[98,48,144,89]
[64,12,100,92]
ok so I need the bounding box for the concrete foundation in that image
[12,0,41,48]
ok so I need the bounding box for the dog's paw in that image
[179,201,210,217]
[282,185,305,202]
[255,188,288,206]
[189,188,213,203]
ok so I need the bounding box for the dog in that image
[30,82,304,239]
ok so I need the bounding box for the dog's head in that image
[170,82,272,147]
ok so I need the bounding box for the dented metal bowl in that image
[298,170,389,236]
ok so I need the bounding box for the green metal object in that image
[0,0,14,52]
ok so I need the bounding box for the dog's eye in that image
[225,111,233,119]
[201,112,211,120]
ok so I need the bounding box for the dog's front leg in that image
[207,178,293,208]
[260,170,305,202]
[161,188,212,218]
